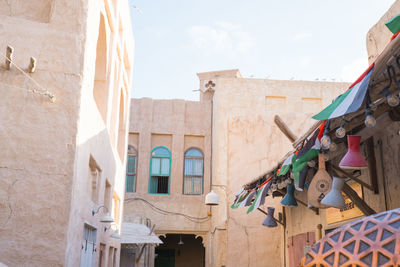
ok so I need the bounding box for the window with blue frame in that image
[125,145,137,193]
[183,148,203,195]
[149,146,171,194]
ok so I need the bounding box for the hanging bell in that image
[262,207,278,227]
[320,177,346,209]
[339,135,368,170]
[280,184,298,207]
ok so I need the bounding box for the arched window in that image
[125,145,137,193]
[149,146,171,194]
[183,148,203,195]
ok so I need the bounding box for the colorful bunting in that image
[312,64,374,121]
[247,177,272,213]
[292,127,322,189]
[278,154,295,176]
[386,14,400,34]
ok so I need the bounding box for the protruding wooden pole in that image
[317,224,322,240]
[292,120,322,148]
[274,115,297,142]
[5,45,13,70]
[28,57,36,73]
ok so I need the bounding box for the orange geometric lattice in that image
[301,208,400,267]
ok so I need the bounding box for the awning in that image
[121,222,163,244]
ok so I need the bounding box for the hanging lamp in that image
[280,184,297,207]
[320,177,346,209]
[339,135,368,170]
[262,207,278,227]
[178,235,184,245]
[205,190,219,205]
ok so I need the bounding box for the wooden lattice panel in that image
[301,208,400,267]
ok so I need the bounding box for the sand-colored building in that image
[0,0,133,266]
[124,68,347,266]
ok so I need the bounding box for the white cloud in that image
[186,22,255,59]
[340,57,369,82]
[292,31,312,41]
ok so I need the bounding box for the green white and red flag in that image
[247,177,272,214]
[312,64,374,121]
[231,190,250,209]
[278,154,295,176]
[386,14,400,34]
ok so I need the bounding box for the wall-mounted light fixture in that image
[205,189,219,205]
[104,223,120,239]
[92,205,114,223]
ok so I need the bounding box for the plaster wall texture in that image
[198,70,348,267]
[124,98,212,264]
[367,0,400,64]
[0,0,133,266]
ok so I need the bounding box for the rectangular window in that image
[149,156,170,193]
[150,176,169,194]
[126,155,136,192]
[149,147,171,194]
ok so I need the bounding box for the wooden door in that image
[287,231,316,267]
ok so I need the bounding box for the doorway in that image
[155,234,205,267]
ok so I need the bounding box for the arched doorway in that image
[155,234,205,267]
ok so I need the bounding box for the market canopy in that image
[232,13,400,218]
[121,222,163,244]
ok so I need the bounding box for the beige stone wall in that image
[0,1,86,265]
[0,0,133,266]
[198,70,348,267]
[124,98,212,263]
[65,0,134,266]
[367,0,400,64]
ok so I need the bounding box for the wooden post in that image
[5,45,13,70]
[136,244,147,263]
[292,120,322,148]
[331,165,374,192]
[365,137,379,194]
[342,181,376,216]
[28,57,36,73]
[274,115,298,142]
[317,224,322,240]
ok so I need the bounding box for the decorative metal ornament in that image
[320,177,346,209]
[280,184,298,207]
[339,135,368,170]
[301,208,400,267]
[262,207,278,228]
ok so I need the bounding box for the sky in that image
[129,0,396,101]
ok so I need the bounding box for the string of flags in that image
[231,13,400,226]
